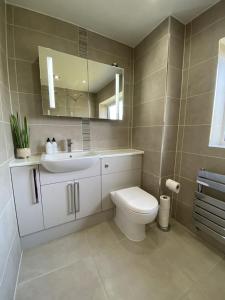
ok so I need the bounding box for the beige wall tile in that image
[0,122,7,163]
[133,99,165,127]
[168,35,184,69]
[161,151,176,177]
[90,121,129,150]
[167,66,182,99]
[183,38,190,69]
[164,98,180,125]
[14,26,78,62]
[134,18,169,60]
[187,58,217,97]
[191,0,225,36]
[8,58,16,91]
[142,171,160,198]
[16,61,40,93]
[143,150,161,177]
[6,5,13,25]
[132,126,163,152]
[180,152,225,182]
[181,69,188,98]
[13,6,79,41]
[163,125,178,152]
[1,83,11,122]
[179,99,186,125]
[7,25,14,58]
[185,92,214,125]
[88,31,132,60]
[170,17,185,40]
[134,35,169,82]
[182,125,225,157]
[133,68,166,104]
[190,18,225,66]
[29,124,82,154]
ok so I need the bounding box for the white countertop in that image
[9,149,144,168]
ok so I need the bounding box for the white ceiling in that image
[7,0,220,47]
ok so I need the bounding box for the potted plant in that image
[10,113,31,159]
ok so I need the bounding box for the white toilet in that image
[111,186,158,241]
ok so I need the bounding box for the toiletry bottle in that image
[45,138,53,154]
[52,138,58,153]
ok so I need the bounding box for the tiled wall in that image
[133,17,184,198]
[7,5,133,154]
[174,0,225,230]
[0,0,21,299]
[133,18,170,197]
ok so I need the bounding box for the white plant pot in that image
[16,148,31,159]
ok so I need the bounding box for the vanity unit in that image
[10,149,143,248]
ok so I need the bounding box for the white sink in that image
[40,151,100,173]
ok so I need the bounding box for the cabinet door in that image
[11,165,44,236]
[102,169,142,210]
[75,176,101,219]
[41,181,76,229]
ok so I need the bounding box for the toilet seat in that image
[112,186,158,214]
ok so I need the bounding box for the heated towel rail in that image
[193,169,225,245]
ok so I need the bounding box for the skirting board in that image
[21,208,114,250]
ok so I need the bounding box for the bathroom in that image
[0,0,225,299]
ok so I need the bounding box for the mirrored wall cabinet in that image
[39,46,124,120]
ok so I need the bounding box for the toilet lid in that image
[113,186,158,214]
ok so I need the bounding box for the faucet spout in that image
[67,139,73,152]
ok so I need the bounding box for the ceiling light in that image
[82,80,86,84]
[54,75,60,80]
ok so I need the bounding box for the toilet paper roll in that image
[166,179,180,194]
[159,195,170,229]
[160,195,170,209]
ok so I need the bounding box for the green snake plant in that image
[10,113,30,149]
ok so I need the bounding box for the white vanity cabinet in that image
[41,176,101,229]
[11,165,44,236]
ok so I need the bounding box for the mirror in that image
[38,46,124,120]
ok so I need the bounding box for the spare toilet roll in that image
[166,179,180,194]
[159,195,170,229]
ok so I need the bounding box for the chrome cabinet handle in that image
[32,168,39,204]
[74,181,80,213]
[67,183,74,215]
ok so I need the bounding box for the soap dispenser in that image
[45,138,53,154]
[52,137,58,153]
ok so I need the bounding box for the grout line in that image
[191,11,225,39]
[13,248,23,300]
[0,230,17,288]
[12,23,79,44]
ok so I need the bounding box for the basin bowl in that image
[40,151,100,173]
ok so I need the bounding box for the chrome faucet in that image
[67,139,73,152]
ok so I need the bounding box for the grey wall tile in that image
[16,61,40,93]
[132,126,163,152]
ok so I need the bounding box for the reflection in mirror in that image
[38,46,124,120]
[209,38,225,148]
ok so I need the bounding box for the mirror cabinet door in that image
[38,46,124,120]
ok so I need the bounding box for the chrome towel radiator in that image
[193,169,225,246]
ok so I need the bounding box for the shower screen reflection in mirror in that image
[38,46,124,120]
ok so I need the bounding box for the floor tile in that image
[85,221,125,255]
[147,221,223,282]
[19,230,90,283]
[16,257,108,300]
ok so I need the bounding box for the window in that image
[209,37,225,148]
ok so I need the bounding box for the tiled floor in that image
[16,220,225,300]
